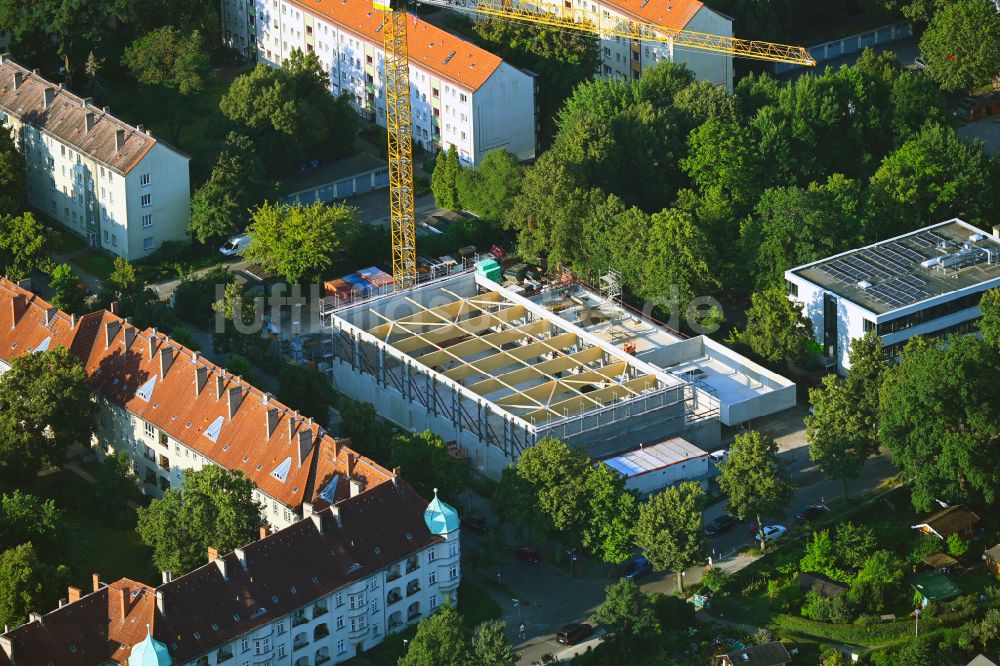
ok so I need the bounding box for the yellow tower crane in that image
[373,0,816,290]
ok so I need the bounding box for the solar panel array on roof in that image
[603,438,706,477]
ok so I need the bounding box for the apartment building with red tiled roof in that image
[0,277,394,530]
[0,481,462,666]
[220,0,537,166]
[0,56,191,260]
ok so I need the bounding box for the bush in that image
[701,568,729,594]
[946,533,968,557]
[908,534,943,564]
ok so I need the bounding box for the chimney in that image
[330,505,342,527]
[191,351,200,363]
[102,106,110,114]
[159,347,173,378]
[71,313,78,329]
[216,373,225,400]
[28,612,41,624]
[111,586,126,621]
[137,124,144,133]
[194,365,209,398]
[296,428,313,467]
[92,573,101,592]
[302,501,314,518]
[310,513,324,534]
[81,97,91,108]
[161,571,173,584]
[42,87,54,108]
[0,636,11,661]
[104,320,121,349]
[9,294,26,328]
[347,452,357,478]
[259,525,270,540]
[207,546,219,563]
[234,548,247,570]
[12,71,22,89]
[84,111,95,133]
[350,477,363,498]
[109,301,119,316]
[266,408,279,440]
[993,225,1000,239]
[227,387,244,418]
[392,466,401,487]
[148,333,158,361]
[45,307,56,326]
[67,586,81,603]
[288,415,297,441]
[155,590,165,617]
[115,129,126,151]
[123,326,136,350]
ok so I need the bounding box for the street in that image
[463,403,898,664]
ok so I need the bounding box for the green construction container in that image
[474,258,503,283]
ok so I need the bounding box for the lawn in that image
[74,253,116,281]
[26,469,156,588]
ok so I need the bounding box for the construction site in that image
[321,268,794,478]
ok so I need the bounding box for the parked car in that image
[556,623,593,646]
[622,555,652,580]
[708,449,729,464]
[956,97,987,122]
[219,234,252,256]
[704,514,737,537]
[461,514,488,535]
[913,56,926,70]
[794,504,829,523]
[756,525,787,542]
[514,547,540,564]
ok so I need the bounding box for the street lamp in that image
[566,548,577,577]
[403,639,409,655]
[914,608,921,637]
[496,571,501,589]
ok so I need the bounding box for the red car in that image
[514,547,540,564]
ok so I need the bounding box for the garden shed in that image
[796,572,848,599]
[912,505,980,540]
[911,570,960,602]
[984,544,1000,576]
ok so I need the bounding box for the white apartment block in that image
[220,0,537,166]
[0,482,462,666]
[0,55,191,260]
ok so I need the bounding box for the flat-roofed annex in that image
[359,281,672,425]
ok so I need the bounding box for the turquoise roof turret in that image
[129,625,172,666]
[424,488,459,535]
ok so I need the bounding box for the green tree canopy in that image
[634,482,707,592]
[388,430,469,502]
[0,491,64,552]
[580,464,637,565]
[0,543,55,629]
[717,430,794,552]
[491,465,549,545]
[592,578,659,654]
[889,71,950,146]
[470,619,517,666]
[136,466,264,575]
[0,212,48,281]
[742,287,814,364]
[980,287,1000,349]
[243,201,361,283]
[639,206,719,307]
[515,438,591,537]
[220,50,358,177]
[867,123,994,238]
[879,335,1000,511]
[0,125,25,217]
[49,263,86,315]
[398,600,470,666]
[919,0,1000,93]
[432,146,461,211]
[806,373,879,500]
[845,330,888,424]
[799,529,849,582]
[278,363,335,428]
[456,150,522,223]
[0,346,96,484]
[334,396,393,464]
[122,27,209,95]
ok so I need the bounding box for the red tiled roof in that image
[0,278,394,510]
[0,481,439,665]
[605,0,705,32]
[288,0,504,91]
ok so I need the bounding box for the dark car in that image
[514,547,540,564]
[622,555,652,580]
[461,514,488,534]
[704,514,737,537]
[556,622,593,645]
[794,504,828,523]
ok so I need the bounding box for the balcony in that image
[387,611,403,631]
[292,633,309,650]
[386,589,402,606]
[386,566,402,582]
[406,581,420,597]
[405,557,419,575]
[291,612,308,628]
[407,609,421,622]
[312,603,328,618]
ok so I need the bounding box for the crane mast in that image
[375,0,815,290]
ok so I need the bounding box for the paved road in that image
[464,403,897,664]
[958,114,1000,157]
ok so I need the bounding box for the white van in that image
[219,234,252,256]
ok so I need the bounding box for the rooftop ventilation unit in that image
[857,280,872,290]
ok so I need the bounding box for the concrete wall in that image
[122,142,191,260]
[616,455,711,498]
[472,63,537,162]
[682,6,734,91]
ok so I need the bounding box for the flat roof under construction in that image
[331,273,686,428]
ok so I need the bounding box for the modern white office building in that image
[0,482,462,666]
[0,55,191,260]
[220,0,537,166]
[533,0,734,89]
[785,219,1000,374]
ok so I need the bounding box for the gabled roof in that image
[796,572,847,599]
[601,0,705,33]
[0,278,394,510]
[0,480,439,665]
[719,641,792,666]
[287,0,504,91]
[0,56,185,174]
[912,505,981,539]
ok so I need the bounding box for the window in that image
[139,173,150,186]
[254,637,271,655]
[427,548,436,563]
[337,640,346,654]
[103,230,109,242]
[863,319,875,333]
[141,193,151,207]
[241,636,250,652]
[277,644,286,658]
[449,565,458,580]
[336,615,344,630]
[370,577,378,590]
[449,543,458,557]
[335,592,344,607]
[786,279,799,297]
[603,46,611,57]
[143,237,155,251]
[144,422,155,439]
[277,620,285,634]
[111,234,117,248]
[428,571,436,585]
[429,595,438,609]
